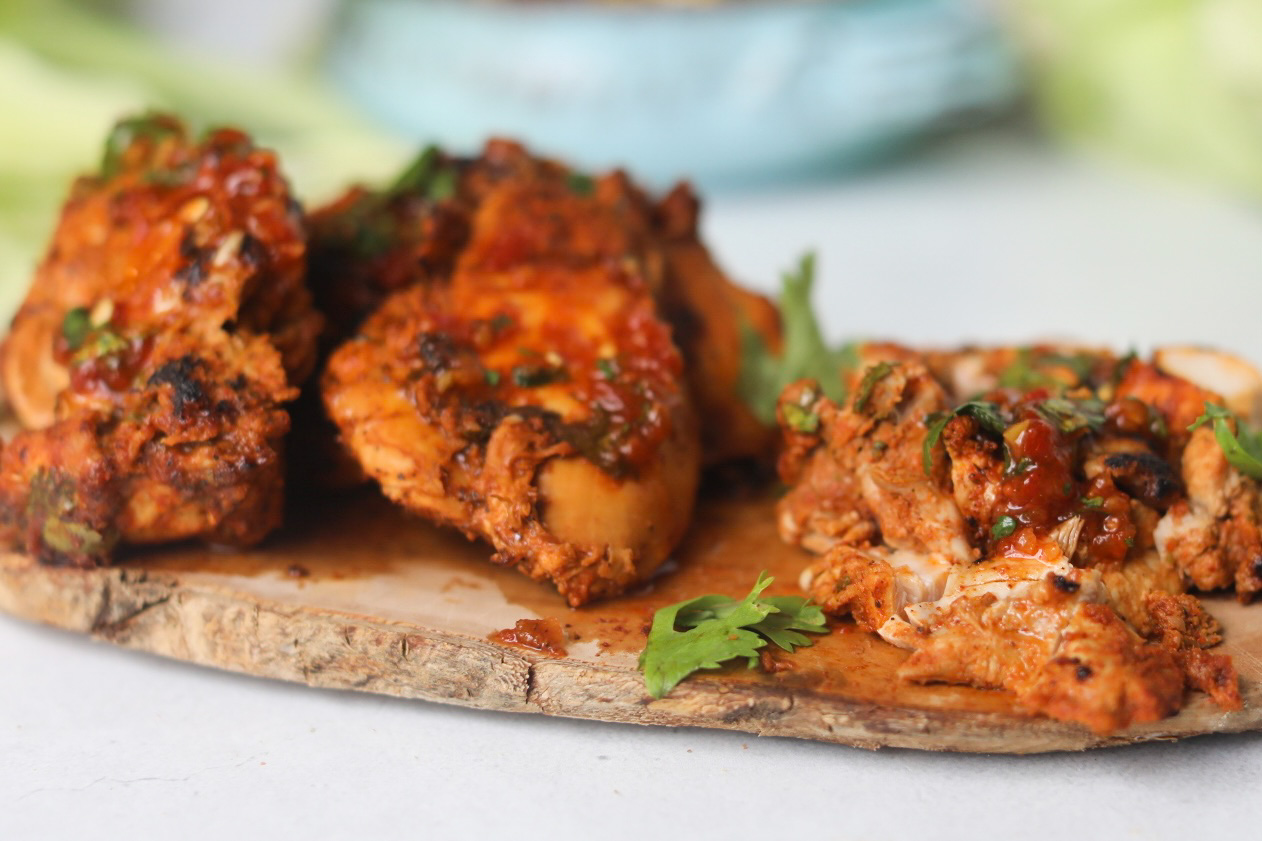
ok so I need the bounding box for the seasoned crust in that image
[0,115,318,564]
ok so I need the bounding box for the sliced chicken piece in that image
[892,544,1185,734]
[1155,425,1262,599]
[321,173,700,605]
[0,115,318,564]
[652,184,783,465]
[1116,359,1224,450]
[800,543,952,633]
[941,414,1005,544]
[776,359,973,562]
[1155,346,1262,423]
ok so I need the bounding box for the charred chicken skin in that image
[778,343,1258,733]
[320,144,712,605]
[0,114,320,565]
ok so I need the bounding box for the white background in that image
[3,134,1261,840]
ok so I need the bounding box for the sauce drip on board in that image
[122,487,1018,716]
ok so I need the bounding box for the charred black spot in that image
[179,228,200,260]
[147,355,208,417]
[1076,664,1093,682]
[228,374,248,391]
[175,259,205,286]
[239,233,266,268]
[176,229,208,286]
[416,332,461,371]
[1053,575,1080,593]
[1100,451,1182,510]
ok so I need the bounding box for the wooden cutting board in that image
[2,489,1259,753]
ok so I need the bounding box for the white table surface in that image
[4,134,1261,840]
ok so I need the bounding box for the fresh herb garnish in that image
[638,572,829,699]
[991,515,1018,538]
[853,362,895,414]
[61,307,91,351]
[1006,456,1035,477]
[999,348,1097,392]
[738,253,858,425]
[100,113,181,178]
[512,365,565,388]
[1189,403,1262,480]
[1035,397,1106,434]
[923,400,1009,475]
[596,357,619,380]
[484,370,501,387]
[783,402,819,434]
[1081,496,1105,509]
[390,145,459,201]
[565,172,595,196]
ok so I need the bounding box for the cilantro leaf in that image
[738,253,857,425]
[923,400,1010,475]
[1189,403,1262,480]
[998,348,1097,391]
[1035,396,1106,434]
[639,572,829,699]
[389,144,459,201]
[853,361,895,414]
[100,112,182,178]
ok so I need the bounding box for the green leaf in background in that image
[1011,0,1262,198]
[738,253,857,425]
[0,0,409,323]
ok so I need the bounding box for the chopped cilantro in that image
[923,400,1010,475]
[61,307,91,351]
[566,172,595,196]
[1081,496,1105,509]
[512,365,565,388]
[991,515,1018,538]
[738,253,858,425]
[1035,397,1106,434]
[783,402,819,434]
[484,370,501,387]
[597,357,619,380]
[389,145,459,201]
[100,113,182,178]
[1007,456,1035,477]
[999,348,1097,391]
[639,572,828,699]
[853,361,895,414]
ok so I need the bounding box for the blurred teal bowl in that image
[326,0,1019,187]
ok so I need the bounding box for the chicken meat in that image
[320,149,707,605]
[0,114,320,564]
[777,344,1256,733]
[314,141,780,604]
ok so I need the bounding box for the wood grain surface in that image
[2,490,1259,753]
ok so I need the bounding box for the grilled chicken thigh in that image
[314,141,778,603]
[777,344,1256,732]
[320,149,704,604]
[0,114,320,564]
